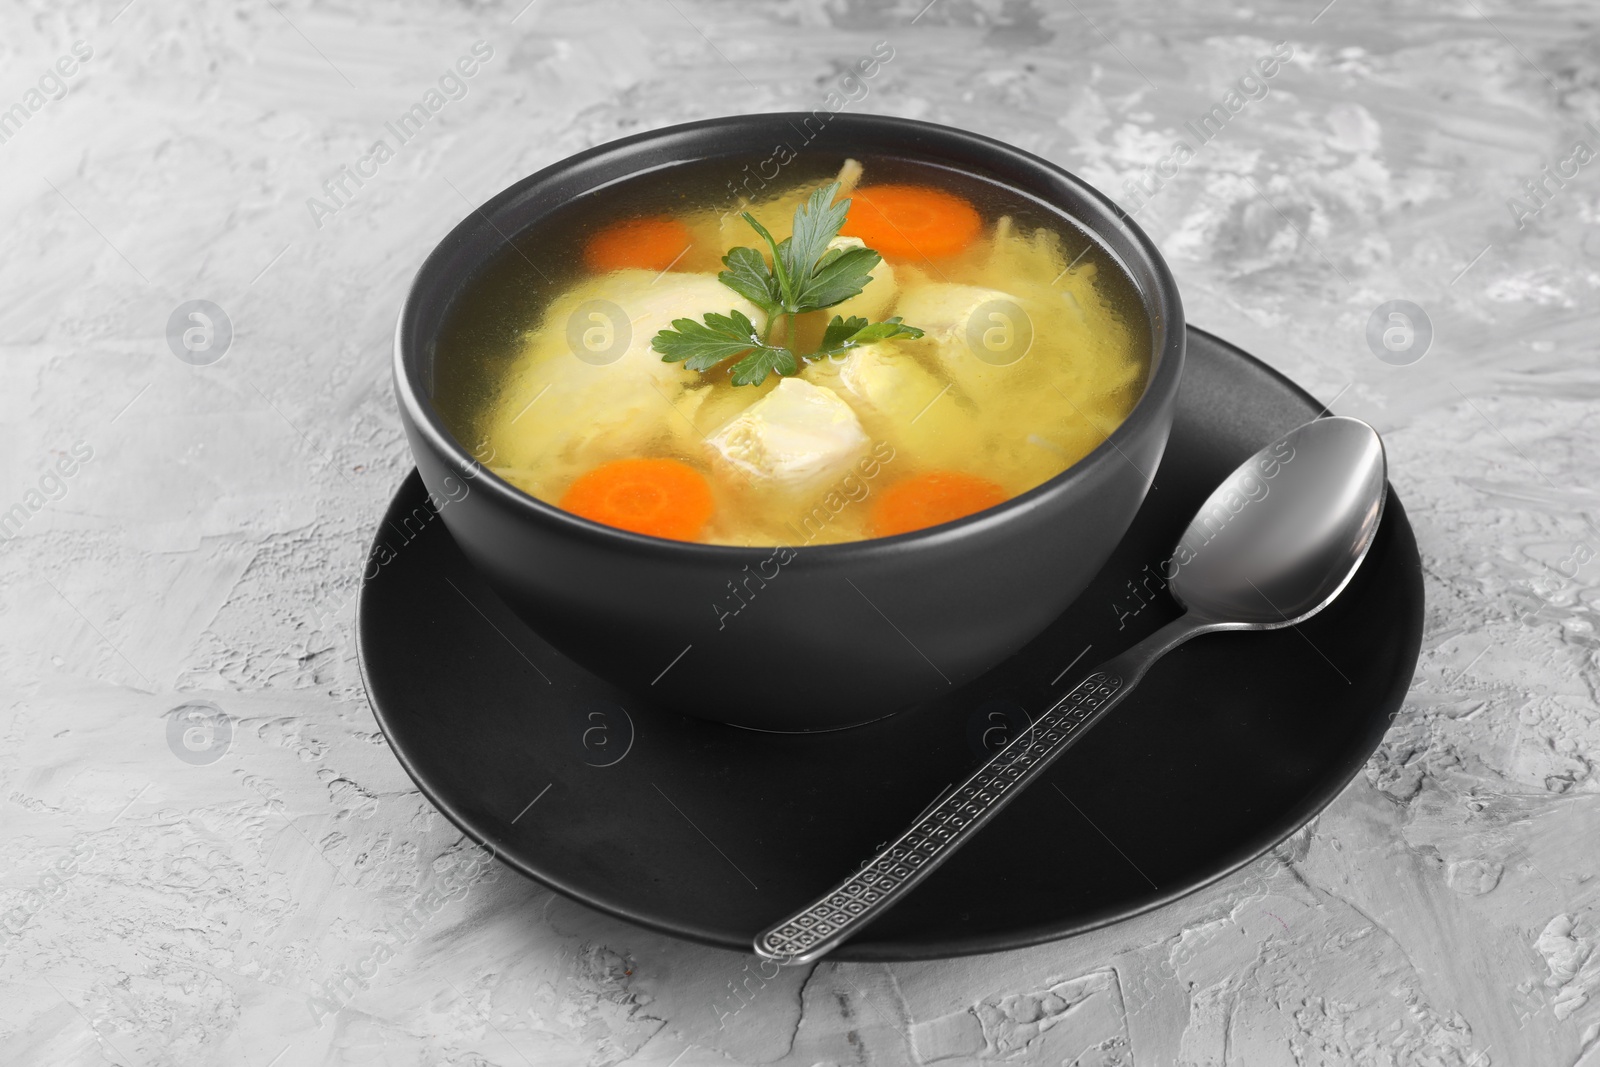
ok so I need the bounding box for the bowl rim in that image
[393,110,1185,560]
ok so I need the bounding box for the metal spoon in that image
[754,415,1388,964]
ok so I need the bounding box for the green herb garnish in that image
[650,182,924,386]
[650,309,798,387]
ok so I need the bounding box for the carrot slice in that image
[841,185,983,261]
[870,471,1007,537]
[583,216,694,273]
[559,458,715,541]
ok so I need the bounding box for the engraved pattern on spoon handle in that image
[754,671,1127,964]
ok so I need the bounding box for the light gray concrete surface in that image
[3,0,1598,1064]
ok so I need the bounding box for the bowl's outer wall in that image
[394,113,1185,730]
[399,407,1173,728]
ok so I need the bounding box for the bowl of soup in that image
[393,112,1184,731]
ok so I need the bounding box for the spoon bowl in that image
[1171,416,1387,628]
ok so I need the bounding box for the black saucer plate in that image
[357,327,1422,960]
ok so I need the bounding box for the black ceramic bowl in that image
[394,112,1184,731]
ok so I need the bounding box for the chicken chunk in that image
[482,271,760,477]
[706,378,869,489]
[892,281,1034,403]
[833,343,940,423]
[549,269,759,388]
[805,342,975,471]
[825,236,898,323]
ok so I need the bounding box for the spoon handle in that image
[753,617,1201,965]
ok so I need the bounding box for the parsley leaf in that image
[729,345,799,387]
[653,310,769,371]
[652,309,798,386]
[648,180,929,385]
[739,212,794,309]
[732,182,875,315]
[792,244,880,313]
[781,182,850,292]
[717,246,781,315]
[815,315,925,360]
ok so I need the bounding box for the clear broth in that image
[434,153,1151,545]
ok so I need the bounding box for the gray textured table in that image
[3,1,1596,1064]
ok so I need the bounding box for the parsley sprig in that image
[650,182,924,386]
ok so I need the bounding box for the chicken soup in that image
[433,155,1150,545]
